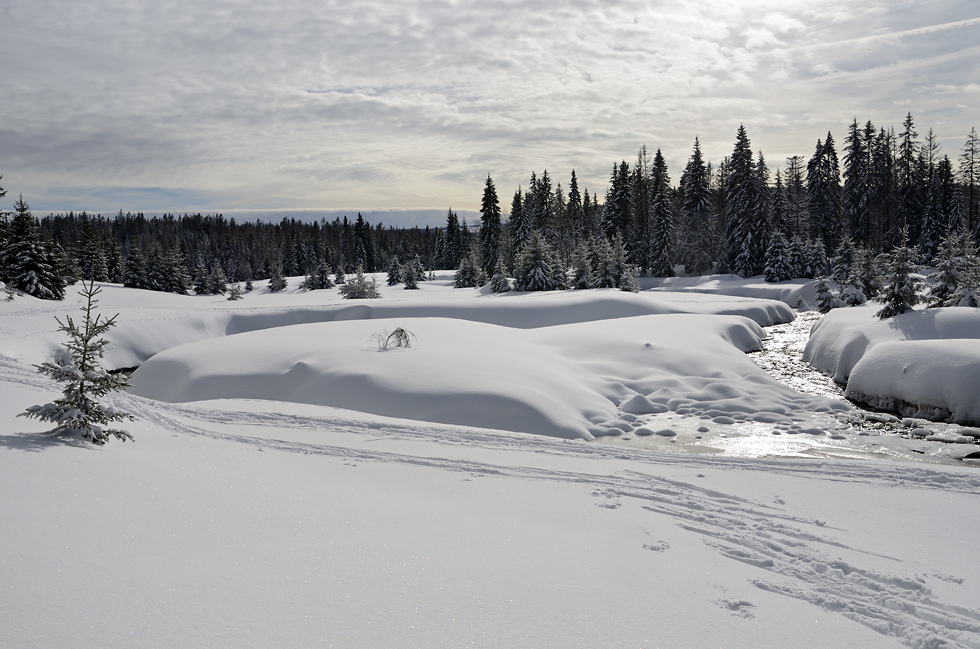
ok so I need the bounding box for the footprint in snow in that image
[717,599,755,619]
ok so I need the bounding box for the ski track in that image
[105,384,980,649]
[6,355,980,649]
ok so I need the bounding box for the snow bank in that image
[645,274,817,307]
[0,282,792,368]
[804,305,980,382]
[224,289,794,333]
[845,340,980,425]
[804,305,980,424]
[131,314,844,440]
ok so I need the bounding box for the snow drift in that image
[804,305,980,424]
[131,314,846,440]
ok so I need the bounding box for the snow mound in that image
[131,314,844,440]
[804,306,980,382]
[224,289,794,335]
[845,340,980,425]
[644,274,817,307]
[0,283,793,369]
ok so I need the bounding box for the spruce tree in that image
[301,259,335,290]
[566,171,584,238]
[21,277,133,444]
[339,265,381,299]
[814,277,838,313]
[831,234,854,285]
[807,238,829,278]
[386,256,402,286]
[123,248,148,289]
[2,195,64,300]
[726,125,765,277]
[602,161,633,239]
[770,169,791,239]
[928,232,961,307]
[163,246,191,295]
[648,149,675,277]
[454,251,486,288]
[410,254,427,283]
[268,264,287,292]
[508,187,532,255]
[479,175,502,275]
[764,231,792,283]
[570,241,593,289]
[807,133,843,250]
[592,236,618,289]
[678,138,715,276]
[513,231,566,292]
[875,231,923,318]
[959,127,980,234]
[788,236,806,279]
[0,176,7,282]
[843,118,871,247]
[402,260,420,290]
[207,261,228,294]
[490,259,511,293]
[854,248,882,299]
[897,113,924,246]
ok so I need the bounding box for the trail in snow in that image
[113,389,980,649]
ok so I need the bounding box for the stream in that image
[599,308,980,465]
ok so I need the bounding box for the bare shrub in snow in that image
[372,327,417,350]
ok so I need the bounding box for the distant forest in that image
[1,112,978,301]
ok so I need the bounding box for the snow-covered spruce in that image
[813,277,839,313]
[874,234,922,319]
[20,278,134,444]
[489,259,511,293]
[339,265,381,299]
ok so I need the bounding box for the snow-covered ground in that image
[805,304,980,426]
[2,274,979,649]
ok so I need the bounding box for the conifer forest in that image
[2,113,978,302]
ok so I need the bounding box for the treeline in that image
[0,192,452,297]
[2,112,979,301]
[464,114,978,286]
[438,113,979,297]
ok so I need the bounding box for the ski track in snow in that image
[98,382,980,649]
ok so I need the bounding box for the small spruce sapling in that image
[339,265,381,299]
[402,261,420,290]
[875,232,923,319]
[813,277,839,313]
[386,257,402,286]
[490,259,511,293]
[21,278,134,444]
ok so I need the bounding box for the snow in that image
[804,304,980,424]
[3,275,980,649]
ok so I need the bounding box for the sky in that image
[1,0,978,227]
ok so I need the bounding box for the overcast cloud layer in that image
[2,0,978,225]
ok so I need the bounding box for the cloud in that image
[1,0,977,223]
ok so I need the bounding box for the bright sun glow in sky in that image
[2,0,978,226]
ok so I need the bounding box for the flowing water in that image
[747,310,846,401]
[599,308,980,465]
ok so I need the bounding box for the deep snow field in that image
[2,273,979,649]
